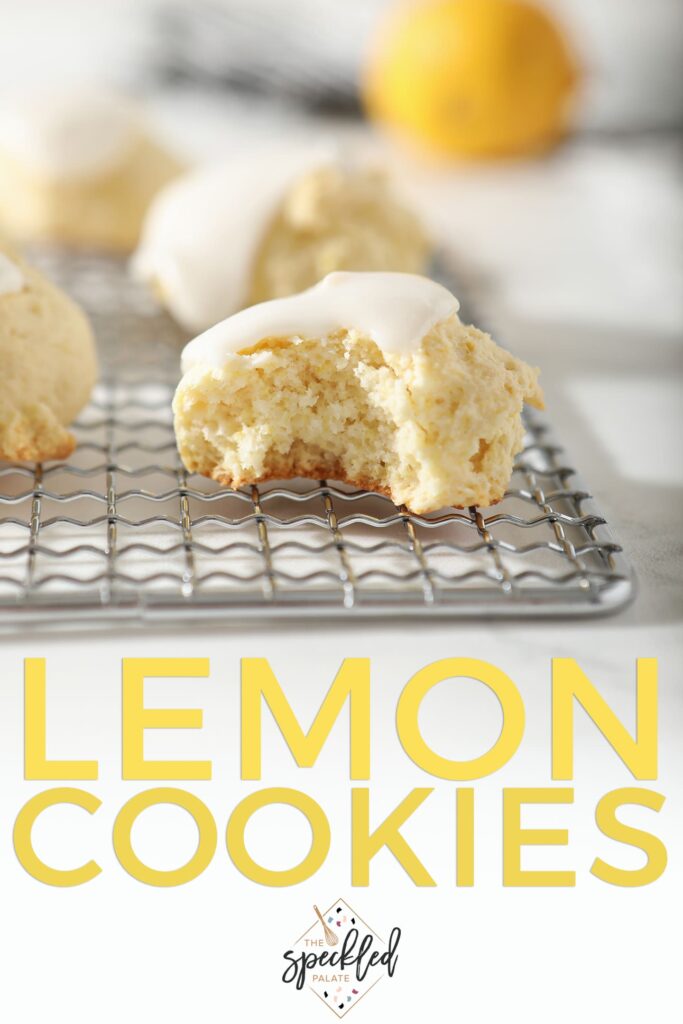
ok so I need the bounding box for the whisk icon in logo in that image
[281,897,401,1017]
[314,904,340,946]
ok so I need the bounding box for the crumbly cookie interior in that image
[173,314,543,513]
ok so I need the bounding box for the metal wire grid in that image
[0,252,634,631]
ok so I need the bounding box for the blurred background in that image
[0,0,681,334]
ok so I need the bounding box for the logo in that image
[281,898,401,1017]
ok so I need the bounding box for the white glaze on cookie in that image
[0,92,139,182]
[181,272,459,372]
[132,148,336,332]
[0,253,24,295]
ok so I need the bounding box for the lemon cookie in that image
[133,153,429,332]
[0,92,182,251]
[173,272,542,513]
[0,245,97,461]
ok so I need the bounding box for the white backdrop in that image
[0,0,682,128]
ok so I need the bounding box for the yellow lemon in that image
[363,0,579,159]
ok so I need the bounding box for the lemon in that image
[363,0,579,159]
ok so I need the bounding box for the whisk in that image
[149,0,386,113]
[314,905,339,946]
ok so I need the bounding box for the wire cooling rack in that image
[0,252,634,631]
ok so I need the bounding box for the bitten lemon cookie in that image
[173,273,543,513]
[0,245,97,461]
[133,152,429,332]
[0,92,182,252]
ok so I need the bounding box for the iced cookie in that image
[173,272,542,513]
[0,245,97,461]
[0,92,182,251]
[133,153,429,332]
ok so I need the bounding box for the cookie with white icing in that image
[0,245,97,461]
[133,154,429,332]
[0,92,182,252]
[173,272,543,513]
